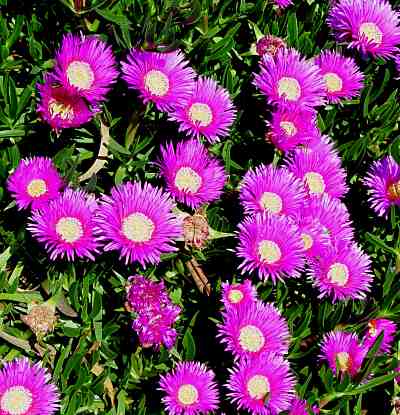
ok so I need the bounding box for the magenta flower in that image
[240,164,307,217]
[226,353,295,414]
[159,361,220,415]
[95,181,182,266]
[267,105,318,152]
[306,134,340,160]
[363,156,400,217]
[327,0,400,59]
[273,0,293,8]
[362,318,396,354]
[320,331,366,378]
[121,49,195,112]
[0,357,59,415]
[7,157,63,211]
[254,48,325,110]
[169,77,236,144]
[289,398,308,415]
[218,302,290,359]
[158,139,226,209]
[28,188,100,261]
[285,149,348,199]
[308,241,372,302]
[237,213,305,282]
[53,33,118,104]
[221,280,258,311]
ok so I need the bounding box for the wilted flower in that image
[256,35,287,58]
[21,303,57,338]
[362,318,396,355]
[182,210,210,249]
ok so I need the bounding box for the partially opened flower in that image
[170,77,236,143]
[237,213,305,282]
[254,48,325,110]
[240,164,307,217]
[7,157,63,211]
[121,49,195,112]
[95,181,182,266]
[362,318,396,354]
[158,140,226,209]
[159,361,220,415]
[320,331,366,378]
[218,302,290,359]
[289,398,308,415]
[327,0,400,59]
[273,0,293,8]
[53,33,118,104]
[0,357,59,415]
[28,188,100,261]
[226,353,295,414]
[314,50,364,103]
[221,280,258,311]
[308,241,372,301]
[363,155,400,217]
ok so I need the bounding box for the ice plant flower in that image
[37,74,95,131]
[327,0,400,59]
[256,35,286,58]
[159,361,220,415]
[308,241,372,302]
[158,139,226,209]
[362,318,396,354]
[218,302,290,359]
[254,48,325,110]
[237,213,305,282]
[7,157,63,211]
[0,357,59,415]
[221,280,258,311]
[314,50,364,103]
[169,77,236,144]
[289,398,309,415]
[320,331,366,378]
[285,148,348,199]
[273,0,293,8]
[28,188,100,261]
[363,155,400,217]
[95,181,182,266]
[226,353,295,414]
[53,33,118,104]
[121,49,195,112]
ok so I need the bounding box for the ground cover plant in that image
[1,0,400,413]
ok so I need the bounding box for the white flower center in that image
[304,171,325,195]
[177,384,199,406]
[327,262,349,287]
[228,289,244,304]
[67,60,95,90]
[280,120,297,137]
[301,233,313,250]
[26,179,47,198]
[49,99,74,120]
[323,72,343,93]
[336,351,350,371]
[174,167,202,193]
[239,324,265,352]
[247,375,270,400]
[258,240,281,264]
[188,103,213,127]
[144,69,170,97]
[56,217,83,243]
[277,77,301,101]
[122,212,155,243]
[259,192,283,214]
[0,386,33,415]
[359,22,383,45]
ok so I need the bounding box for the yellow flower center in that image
[0,386,33,415]
[277,77,301,101]
[174,167,202,193]
[258,240,281,264]
[177,384,199,406]
[327,262,349,287]
[359,22,383,45]
[67,60,95,90]
[304,171,325,195]
[388,181,400,200]
[368,320,377,337]
[247,375,270,400]
[280,121,297,137]
[323,72,343,93]
[144,69,170,97]
[336,351,351,372]
[239,324,265,352]
[26,179,47,198]
[122,212,155,243]
[56,217,83,243]
[228,289,244,304]
[48,99,74,120]
[259,192,283,214]
[188,103,213,127]
[301,233,313,250]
